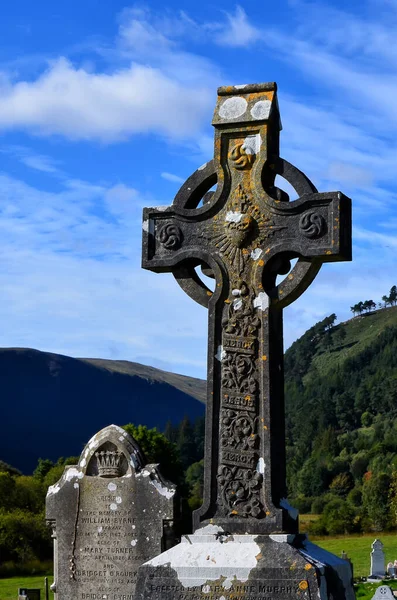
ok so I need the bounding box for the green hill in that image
[284,306,397,534]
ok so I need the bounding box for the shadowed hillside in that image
[0,348,205,473]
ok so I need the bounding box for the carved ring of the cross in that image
[171,158,321,309]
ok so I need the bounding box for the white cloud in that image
[0,145,62,174]
[213,6,261,47]
[0,58,213,142]
[161,172,184,184]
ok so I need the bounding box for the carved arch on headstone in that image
[79,424,146,478]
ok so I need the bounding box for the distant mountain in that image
[0,348,205,473]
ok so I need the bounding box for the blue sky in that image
[0,0,396,379]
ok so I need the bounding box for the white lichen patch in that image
[116,496,122,504]
[251,248,262,260]
[98,526,103,533]
[202,585,211,593]
[269,533,296,544]
[232,289,241,297]
[108,482,117,492]
[74,482,79,489]
[142,220,149,232]
[79,458,86,468]
[131,539,137,546]
[233,298,243,311]
[47,483,61,496]
[155,205,169,211]
[225,211,243,223]
[234,84,247,89]
[256,458,265,474]
[150,479,175,499]
[110,425,125,434]
[138,467,151,478]
[198,524,225,534]
[251,100,272,120]
[253,292,269,311]
[198,163,207,171]
[132,525,136,529]
[66,468,84,481]
[148,535,261,588]
[242,134,261,155]
[280,498,299,521]
[119,436,124,441]
[110,503,118,511]
[219,97,247,120]
[215,345,227,362]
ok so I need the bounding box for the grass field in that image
[314,533,397,579]
[0,576,54,600]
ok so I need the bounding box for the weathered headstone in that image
[387,562,395,578]
[46,424,176,600]
[371,539,385,578]
[137,82,354,600]
[371,586,394,600]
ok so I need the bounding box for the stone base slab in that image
[135,529,354,600]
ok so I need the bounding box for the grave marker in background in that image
[46,424,176,600]
[371,586,394,600]
[371,539,385,578]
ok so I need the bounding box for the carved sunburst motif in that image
[204,184,285,275]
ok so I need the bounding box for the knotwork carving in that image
[229,142,255,170]
[158,223,182,249]
[223,281,261,338]
[222,353,257,394]
[299,211,325,239]
[221,410,258,451]
[217,277,264,518]
[217,465,263,518]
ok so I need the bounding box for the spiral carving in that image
[158,223,182,249]
[229,143,255,170]
[299,211,325,239]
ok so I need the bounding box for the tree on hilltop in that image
[363,300,376,313]
[390,285,397,306]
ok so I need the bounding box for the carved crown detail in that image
[95,450,122,478]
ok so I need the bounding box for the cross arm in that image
[267,190,351,263]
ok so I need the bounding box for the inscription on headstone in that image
[371,539,385,578]
[46,424,176,600]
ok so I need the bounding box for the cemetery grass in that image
[313,533,397,579]
[0,576,54,600]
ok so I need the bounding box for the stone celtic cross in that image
[142,82,351,535]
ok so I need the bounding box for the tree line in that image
[351,285,397,316]
[285,313,397,535]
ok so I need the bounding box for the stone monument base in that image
[135,529,354,600]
